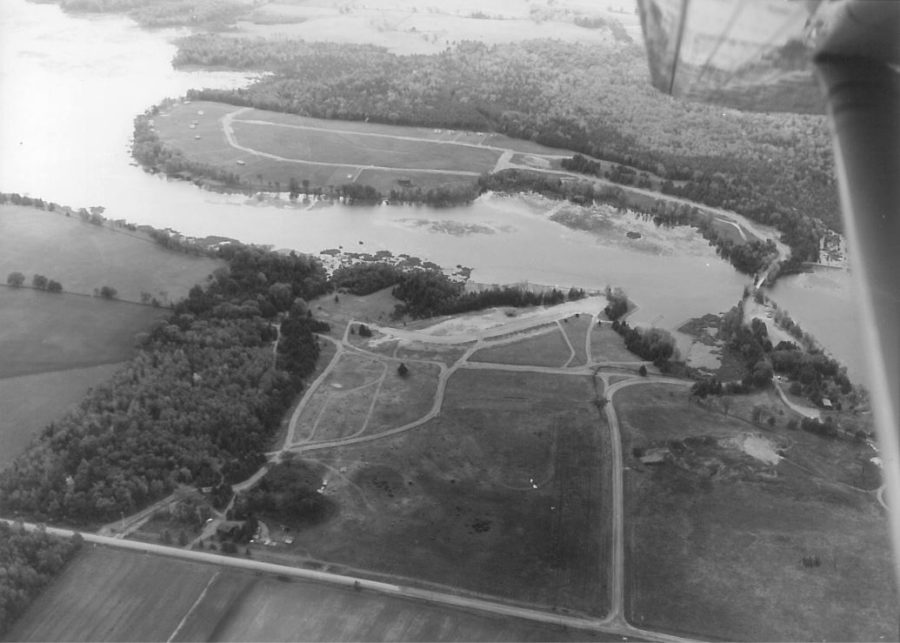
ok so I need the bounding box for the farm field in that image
[0,289,164,378]
[6,546,219,642]
[0,363,123,469]
[0,204,223,304]
[614,383,897,641]
[7,545,613,642]
[284,368,610,616]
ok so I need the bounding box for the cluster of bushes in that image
[232,460,334,527]
[604,289,629,320]
[0,523,82,636]
[0,241,331,525]
[610,319,676,366]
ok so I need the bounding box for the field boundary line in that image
[167,570,219,642]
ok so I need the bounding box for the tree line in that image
[0,242,331,525]
[6,273,63,293]
[332,262,585,319]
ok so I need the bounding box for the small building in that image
[639,448,668,465]
[396,178,413,187]
[822,398,833,409]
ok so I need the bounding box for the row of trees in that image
[331,261,585,319]
[0,242,331,524]
[391,269,584,319]
[610,319,676,366]
[6,272,63,293]
[0,523,82,636]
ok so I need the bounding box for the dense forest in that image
[174,36,837,256]
[0,242,330,525]
[0,523,82,635]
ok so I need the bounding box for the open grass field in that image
[269,338,338,451]
[589,324,641,362]
[559,314,591,366]
[293,351,440,444]
[366,361,441,433]
[8,545,613,642]
[154,100,579,194]
[393,339,473,366]
[311,286,402,335]
[0,289,165,379]
[0,363,123,470]
[615,382,897,641]
[469,327,573,367]
[231,120,501,172]
[286,368,610,615]
[0,204,223,303]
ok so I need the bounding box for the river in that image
[0,0,865,383]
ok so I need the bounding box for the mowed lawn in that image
[614,382,898,641]
[0,363,123,469]
[285,369,610,616]
[469,327,573,367]
[9,546,614,642]
[230,120,501,172]
[0,204,223,304]
[0,289,164,378]
[154,100,574,193]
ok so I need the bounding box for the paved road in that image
[2,518,699,642]
[600,376,695,627]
